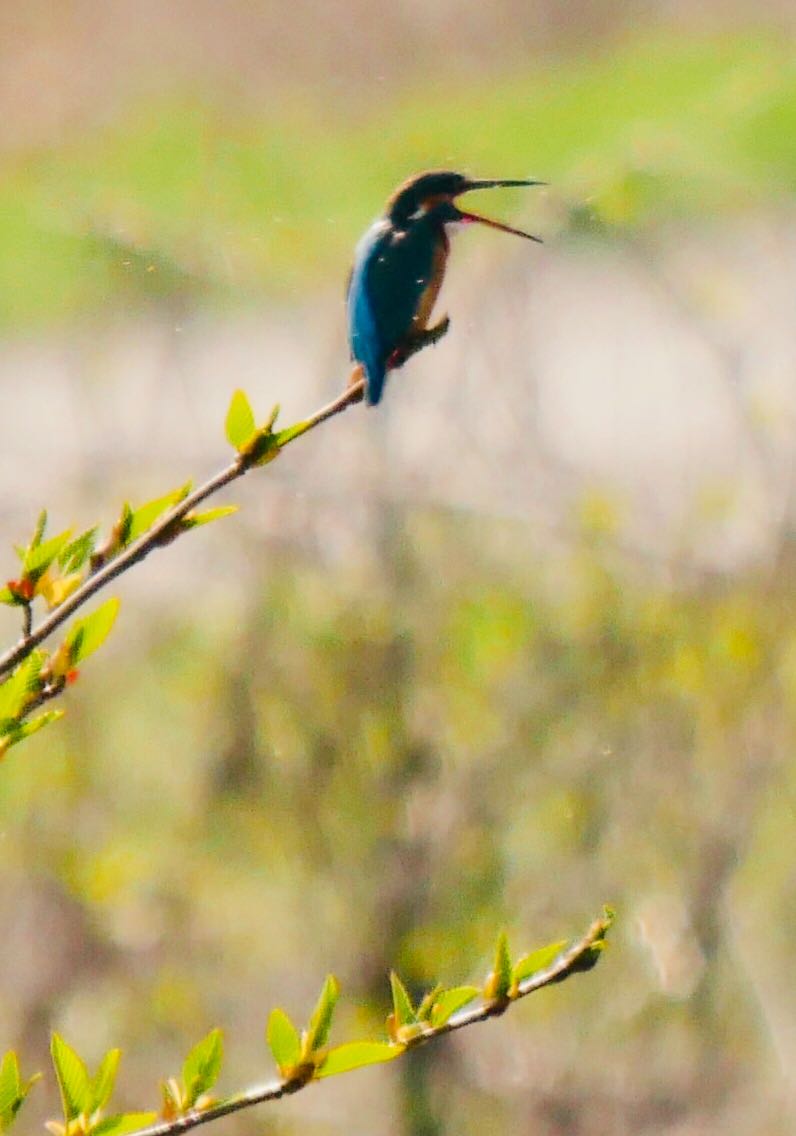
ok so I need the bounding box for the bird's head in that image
[387,170,543,242]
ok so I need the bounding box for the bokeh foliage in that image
[1,18,795,1136]
[0,33,794,329]
[2,511,794,1131]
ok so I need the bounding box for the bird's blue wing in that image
[347,221,389,405]
[364,219,438,356]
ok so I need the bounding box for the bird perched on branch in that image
[347,170,543,405]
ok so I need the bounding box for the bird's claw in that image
[424,314,451,346]
[393,315,452,366]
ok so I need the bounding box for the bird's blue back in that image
[347,215,439,405]
[347,221,390,405]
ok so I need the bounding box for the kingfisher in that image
[347,170,543,405]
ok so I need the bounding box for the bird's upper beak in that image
[455,178,544,243]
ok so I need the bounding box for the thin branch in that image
[0,377,365,680]
[419,910,608,1041]
[126,912,609,1136]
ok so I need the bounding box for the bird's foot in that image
[391,315,451,368]
[422,314,451,348]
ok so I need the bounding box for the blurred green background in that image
[1,3,796,1134]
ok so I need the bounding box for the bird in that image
[346,170,543,406]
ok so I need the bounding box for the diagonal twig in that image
[0,378,365,679]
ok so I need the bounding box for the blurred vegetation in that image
[1,32,795,330]
[1,17,795,1136]
[2,510,795,1132]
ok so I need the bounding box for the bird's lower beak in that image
[456,208,543,243]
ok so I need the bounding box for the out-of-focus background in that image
[1,2,796,1133]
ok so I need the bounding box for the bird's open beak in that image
[456,208,543,242]
[456,178,545,242]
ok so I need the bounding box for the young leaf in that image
[0,1051,40,1133]
[266,1009,301,1075]
[389,972,416,1028]
[429,986,480,1028]
[0,1052,20,1120]
[23,530,73,583]
[59,528,99,574]
[0,652,44,725]
[50,1034,90,1122]
[37,571,84,610]
[274,419,311,447]
[64,598,120,667]
[180,506,238,530]
[88,1049,121,1115]
[181,1029,223,1108]
[0,712,65,758]
[485,930,512,1002]
[316,1042,403,1079]
[91,1112,158,1136]
[32,509,48,548]
[225,389,257,451]
[415,984,443,1022]
[302,975,340,1056]
[512,941,567,985]
[113,503,134,551]
[241,429,281,467]
[128,485,191,544]
[160,1078,182,1120]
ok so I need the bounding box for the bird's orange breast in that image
[413,238,449,330]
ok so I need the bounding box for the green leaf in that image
[242,428,281,467]
[486,930,512,1002]
[128,485,191,544]
[88,1049,120,1115]
[180,506,238,530]
[114,503,134,549]
[0,652,45,726]
[0,1051,20,1108]
[91,1112,158,1136]
[181,1029,223,1108]
[65,598,120,666]
[429,986,480,1028]
[0,712,64,760]
[302,975,339,1056]
[225,389,257,450]
[513,941,567,984]
[262,404,280,433]
[274,420,311,447]
[59,528,98,574]
[23,529,73,582]
[389,972,416,1028]
[0,1051,21,1130]
[415,984,443,1022]
[0,1052,40,1133]
[0,586,22,607]
[316,1042,403,1079]
[50,1034,90,1122]
[32,510,48,547]
[266,1009,301,1075]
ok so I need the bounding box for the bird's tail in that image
[364,360,387,405]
